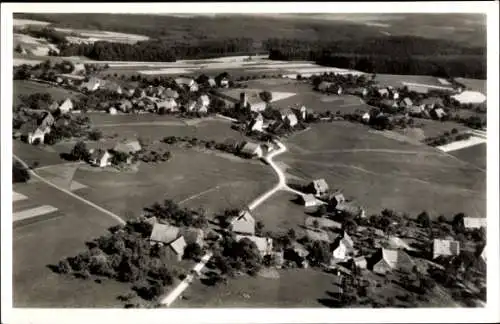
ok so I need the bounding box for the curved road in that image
[161,139,304,307]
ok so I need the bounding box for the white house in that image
[463,217,486,229]
[58,98,73,114]
[432,239,460,260]
[249,113,264,132]
[282,110,298,127]
[108,107,117,115]
[175,78,199,92]
[89,149,112,167]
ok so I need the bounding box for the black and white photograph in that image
[1,2,499,324]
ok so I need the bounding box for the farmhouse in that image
[89,149,112,167]
[58,98,73,114]
[331,233,355,262]
[156,98,179,112]
[299,194,322,207]
[240,142,264,158]
[430,107,447,120]
[80,77,101,92]
[186,95,210,113]
[432,239,460,260]
[19,121,45,145]
[307,178,329,196]
[330,193,346,207]
[113,140,142,155]
[230,210,256,235]
[371,248,414,275]
[388,236,414,251]
[248,113,264,132]
[282,109,298,127]
[400,97,413,109]
[38,111,55,130]
[164,88,179,99]
[463,217,487,229]
[235,235,273,257]
[150,223,181,245]
[451,91,486,104]
[353,256,368,269]
[240,92,267,112]
[305,216,342,230]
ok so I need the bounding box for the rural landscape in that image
[10,12,488,310]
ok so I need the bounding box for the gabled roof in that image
[311,178,329,193]
[378,248,414,270]
[170,235,187,255]
[402,97,413,106]
[290,241,309,258]
[388,236,414,251]
[150,223,180,244]
[336,202,361,215]
[433,239,460,259]
[240,142,261,155]
[164,88,179,99]
[89,149,110,162]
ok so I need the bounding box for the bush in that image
[70,141,90,161]
[88,129,103,141]
[183,243,203,261]
[13,161,30,183]
[417,211,431,228]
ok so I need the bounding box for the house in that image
[421,97,444,110]
[80,77,101,92]
[298,105,315,120]
[239,92,267,112]
[299,194,321,207]
[19,121,45,144]
[432,239,460,259]
[89,149,112,167]
[58,98,73,114]
[330,193,346,207]
[182,227,205,247]
[330,231,354,263]
[463,217,487,229]
[353,256,368,269]
[400,97,413,109]
[430,107,447,120]
[38,111,55,130]
[392,91,400,100]
[219,78,229,88]
[230,210,256,235]
[113,140,142,155]
[282,110,298,127]
[187,95,210,113]
[150,223,181,245]
[156,98,178,112]
[175,78,199,92]
[208,78,217,87]
[108,107,117,115]
[235,235,273,257]
[377,88,389,97]
[305,216,342,230]
[124,87,135,98]
[308,179,329,196]
[332,85,343,95]
[240,142,264,158]
[480,244,487,262]
[248,113,264,132]
[169,236,187,261]
[371,248,414,275]
[408,105,425,116]
[72,63,86,75]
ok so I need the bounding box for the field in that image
[13,181,126,307]
[374,74,454,89]
[280,121,486,219]
[449,143,487,170]
[13,80,84,106]
[455,78,487,94]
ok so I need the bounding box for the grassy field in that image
[72,147,274,220]
[280,122,486,219]
[13,80,84,106]
[449,143,487,170]
[374,74,452,89]
[13,181,125,307]
[13,141,64,168]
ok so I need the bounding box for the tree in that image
[259,91,273,103]
[70,141,90,161]
[57,259,72,274]
[13,161,30,183]
[452,213,465,233]
[183,243,203,261]
[417,211,431,228]
[287,228,296,241]
[111,151,129,165]
[309,241,331,266]
[437,215,447,223]
[88,129,103,141]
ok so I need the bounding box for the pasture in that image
[13,80,84,106]
[281,122,486,219]
[13,181,125,307]
[72,147,275,220]
[374,74,452,89]
[449,143,487,170]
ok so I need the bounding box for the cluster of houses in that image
[14,98,74,144]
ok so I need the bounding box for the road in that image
[161,139,303,307]
[13,154,125,225]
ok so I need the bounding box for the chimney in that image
[240,92,247,108]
